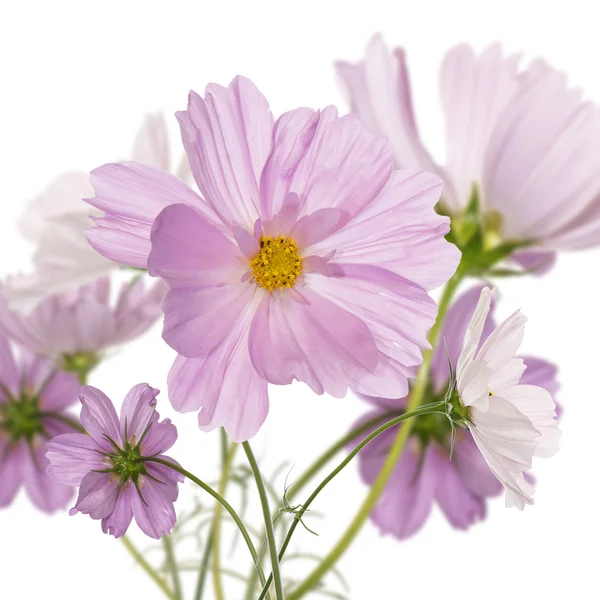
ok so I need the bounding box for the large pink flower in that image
[337,36,600,267]
[85,76,460,442]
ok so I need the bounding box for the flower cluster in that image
[1,32,584,600]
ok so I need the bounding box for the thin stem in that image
[211,431,237,600]
[162,536,182,600]
[258,402,446,600]
[243,441,285,600]
[141,456,268,590]
[194,529,214,600]
[286,263,466,600]
[121,535,176,600]
[286,410,399,501]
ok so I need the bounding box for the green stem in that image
[243,441,285,600]
[121,535,176,600]
[211,431,237,600]
[286,264,466,600]
[258,401,446,600]
[194,529,214,600]
[162,536,182,600]
[286,411,399,501]
[141,456,268,591]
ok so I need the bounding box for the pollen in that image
[250,236,303,291]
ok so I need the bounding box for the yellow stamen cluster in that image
[250,236,303,291]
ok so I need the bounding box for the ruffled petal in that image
[260,106,394,224]
[304,265,436,398]
[87,162,216,267]
[176,76,274,229]
[249,286,379,397]
[167,296,269,443]
[310,169,458,290]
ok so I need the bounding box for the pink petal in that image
[168,300,269,443]
[483,64,600,243]
[441,43,521,209]
[141,418,178,456]
[130,475,178,539]
[233,225,260,259]
[262,192,300,237]
[38,369,81,412]
[176,76,274,230]
[79,386,122,449]
[432,445,486,529]
[87,161,217,267]
[248,287,378,398]
[336,36,445,189]
[0,332,19,399]
[289,208,346,250]
[46,433,104,486]
[119,383,160,445]
[131,113,170,171]
[453,432,503,497]
[311,169,458,290]
[101,483,134,538]
[71,471,119,519]
[23,441,74,513]
[0,442,25,506]
[260,105,394,223]
[148,203,243,289]
[305,265,436,398]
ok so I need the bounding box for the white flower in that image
[6,113,190,310]
[455,287,561,509]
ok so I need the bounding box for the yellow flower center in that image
[250,236,303,291]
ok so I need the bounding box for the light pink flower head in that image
[47,384,182,538]
[85,76,460,442]
[338,36,600,267]
[0,333,81,512]
[0,276,165,373]
[6,114,190,309]
[455,288,561,509]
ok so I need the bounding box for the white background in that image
[0,1,598,598]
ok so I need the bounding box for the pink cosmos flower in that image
[337,36,600,269]
[0,276,165,377]
[47,384,182,539]
[0,333,81,512]
[84,76,460,442]
[6,113,190,308]
[353,286,559,538]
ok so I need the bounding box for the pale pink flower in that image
[0,277,165,375]
[85,76,460,442]
[338,36,600,269]
[0,333,81,512]
[455,288,561,509]
[47,384,182,538]
[6,114,190,308]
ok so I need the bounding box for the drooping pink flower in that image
[6,113,190,309]
[0,276,165,379]
[353,285,559,538]
[455,288,561,509]
[337,36,600,270]
[0,333,81,512]
[47,384,182,539]
[84,76,460,442]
